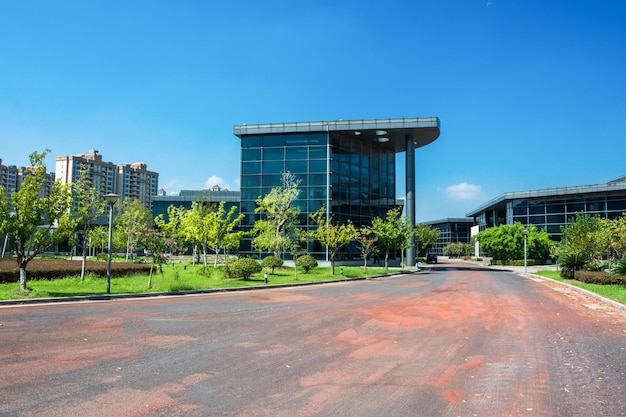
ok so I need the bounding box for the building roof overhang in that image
[234,117,440,153]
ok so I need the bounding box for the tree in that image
[414,224,440,257]
[134,227,184,289]
[475,223,552,263]
[252,171,301,257]
[205,201,245,267]
[371,207,413,270]
[0,150,78,290]
[72,163,105,280]
[115,198,153,262]
[560,214,608,262]
[309,207,358,275]
[356,226,378,272]
[261,255,283,274]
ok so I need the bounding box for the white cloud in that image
[443,182,483,200]
[204,175,226,189]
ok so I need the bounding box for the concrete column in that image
[405,135,416,266]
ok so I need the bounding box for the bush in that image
[490,259,537,267]
[612,257,626,276]
[260,256,283,274]
[296,255,318,273]
[574,270,626,285]
[226,258,262,279]
[559,253,587,279]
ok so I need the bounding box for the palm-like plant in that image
[559,253,587,279]
[612,257,626,276]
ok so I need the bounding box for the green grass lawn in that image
[535,270,626,305]
[0,263,396,300]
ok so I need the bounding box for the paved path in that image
[1,261,625,416]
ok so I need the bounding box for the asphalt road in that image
[1,261,625,417]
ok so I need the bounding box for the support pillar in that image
[405,135,416,266]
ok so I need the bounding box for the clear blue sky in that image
[2,0,625,222]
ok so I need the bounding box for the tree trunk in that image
[385,250,389,271]
[80,231,88,280]
[19,265,27,291]
[363,256,367,273]
[202,244,208,268]
[147,261,154,289]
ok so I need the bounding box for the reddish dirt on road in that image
[1,261,625,416]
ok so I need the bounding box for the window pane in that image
[285,146,308,160]
[262,160,284,173]
[309,146,327,159]
[242,148,261,161]
[242,161,260,174]
[285,160,307,173]
[263,147,284,160]
[263,135,285,147]
[309,159,327,173]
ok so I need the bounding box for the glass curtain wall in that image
[239,131,398,259]
[239,132,329,257]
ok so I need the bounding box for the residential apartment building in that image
[55,150,159,211]
[1,158,55,200]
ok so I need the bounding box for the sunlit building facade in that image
[467,175,626,241]
[234,118,440,263]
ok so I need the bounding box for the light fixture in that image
[375,130,387,135]
[104,193,120,294]
[377,137,390,143]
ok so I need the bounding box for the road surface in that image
[1,261,625,416]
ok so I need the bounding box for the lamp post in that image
[104,193,120,294]
[522,229,529,274]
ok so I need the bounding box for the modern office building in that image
[55,150,159,211]
[152,188,241,221]
[421,218,474,256]
[234,117,440,264]
[466,175,626,240]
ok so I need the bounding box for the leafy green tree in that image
[252,171,301,257]
[134,226,184,288]
[0,150,78,290]
[205,201,245,266]
[476,223,552,263]
[561,214,609,262]
[309,207,358,275]
[356,226,378,272]
[414,224,440,257]
[115,198,152,262]
[443,242,472,258]
[72,163,105,280]
[371,207,413,270]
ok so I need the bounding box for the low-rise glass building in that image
[467,175,626,240]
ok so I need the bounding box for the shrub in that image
[226,258,261,279]
[260,256,283,274]
[559,253,587,279]
[574,270,626,285]
[612,257,626,276]
[296,255,318,273]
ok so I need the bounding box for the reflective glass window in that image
[309,187,327,199]
[607,198,626,210]
[263,147,284,160]
[567,200,585,212]
[309,146,326,159]
[241,188,260,200]
[285,134,309,145]
[546,204,565,214]
[262,174,282,187]
[309,173,326,187]
[242,137,261,147]
[242,148,261,161]
[286,160,307,173]
[529,215,544,224]
[547,214,565,223]
[241,175,261,187]
[513,207,527,216]
[242,161,260,174]
[263,135,285,147]
[262,160,284,172]
[587,199,605,212]
[309,133,327,145]
[529,203,545,215]
[285,146,308,160]
[309,160,326,173]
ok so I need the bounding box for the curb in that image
[0,270,416,307]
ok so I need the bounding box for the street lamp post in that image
[522,229,529,274]
[104,193,120,294]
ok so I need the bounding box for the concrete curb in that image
[0,270,416,307]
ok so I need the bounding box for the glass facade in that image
[508,194,626,240]
[238,131,397,258]
[425,219,474,256]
